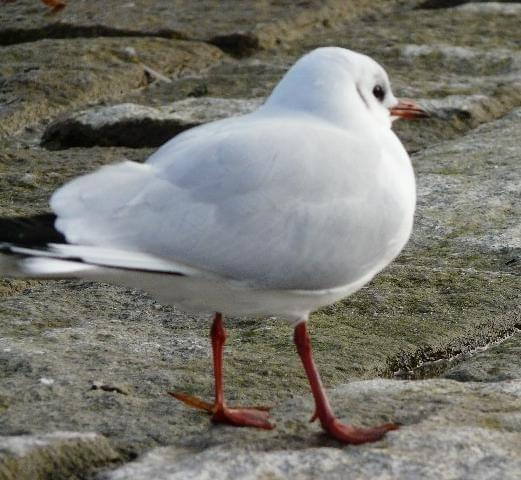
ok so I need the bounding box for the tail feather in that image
[0,213,193,279]
[20,257,97,277]
[0,213,68,277]
[0,214,65,246]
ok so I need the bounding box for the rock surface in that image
[42,98,262,148]
[0,37,223,140]
[444,332,521,382]
[0,432,119,480]
[0,1,520,479]
[101,378,521,480]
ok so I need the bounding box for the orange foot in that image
[324,418,399,444]
[212,405,273,429]
[169,392,274,430]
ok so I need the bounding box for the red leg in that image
[169,313,273,430]
[211,312,226,408]
[294,321,398,444]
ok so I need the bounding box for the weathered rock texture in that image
[101,378,521,480]
[0,432,119,480]
[0,1,520,479]
[41,98,262,148]
[0,37,223,140]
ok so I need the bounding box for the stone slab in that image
[0,38,223,140]
[100,378,521,480]
[41,98,262,149]
[0,432,119,480]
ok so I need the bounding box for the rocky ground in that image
[0,1,520,479]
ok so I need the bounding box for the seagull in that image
[0,47,428,444]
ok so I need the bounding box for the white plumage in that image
[4,47,417,322]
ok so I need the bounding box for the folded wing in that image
[50,114,399,290]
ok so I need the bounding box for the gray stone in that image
[455,2,521,15]
[419,93,515,123]
[400,44,520,77]
[41,98,263,149]
[100,379,521,480]
[411,107,521,256]
[0,431,119,480]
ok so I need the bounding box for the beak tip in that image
[390,98,430,120]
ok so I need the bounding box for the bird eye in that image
[372,85,385,102]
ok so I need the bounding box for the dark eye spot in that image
[372,85,385,102]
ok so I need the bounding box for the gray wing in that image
[51,113,406,290]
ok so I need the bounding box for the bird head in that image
[265,47,429,130]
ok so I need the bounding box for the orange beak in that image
[390,98,429,120]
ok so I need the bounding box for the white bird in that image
[0,47,428,444]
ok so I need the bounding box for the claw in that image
[212,406,275,430]
[168,392,215,413]
[325,419,399,444]
[169,392,274,429]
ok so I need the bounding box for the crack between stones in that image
[0,24,196,46]
[387,327,521,380]
[416,0,471,9]
[0,23,265,57]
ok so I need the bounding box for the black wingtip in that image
[0,214,66,247]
